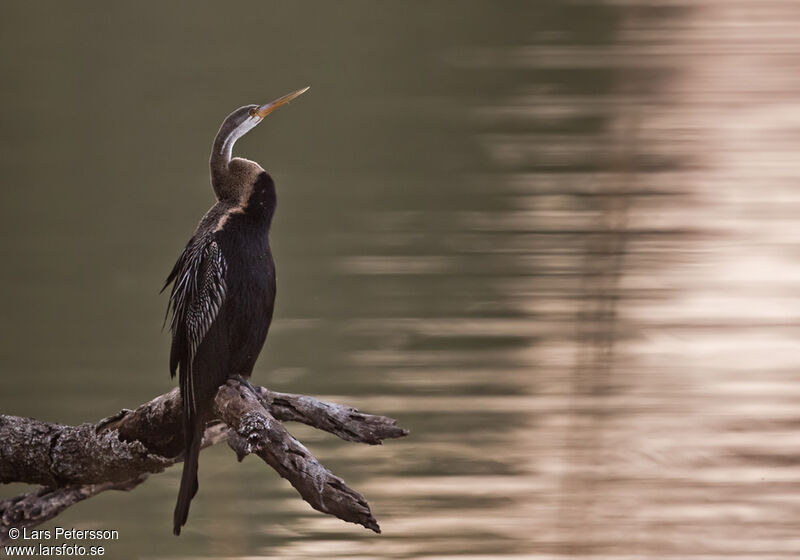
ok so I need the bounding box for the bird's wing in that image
[163,236,227,416]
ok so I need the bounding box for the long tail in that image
[173,421,202,535]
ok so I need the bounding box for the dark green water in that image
[2,1,800,558]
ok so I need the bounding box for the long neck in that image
[210,133,233,188]
[209,116,260,195]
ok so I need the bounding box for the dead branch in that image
[217,382,380,532]
[0,380,407,543]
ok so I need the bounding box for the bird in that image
[163,87,309,536]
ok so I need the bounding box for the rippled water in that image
[2,1,800,558]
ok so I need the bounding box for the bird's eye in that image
[249,108,258,118]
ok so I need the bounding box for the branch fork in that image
[0,380,407,543]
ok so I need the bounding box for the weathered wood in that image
[217,381,381,532]
[0,380,407,544]
[254,386,407,445]
[0,416,172,487]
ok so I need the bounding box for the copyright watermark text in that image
[3,527,118,557]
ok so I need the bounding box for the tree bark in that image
[0,380,407,544]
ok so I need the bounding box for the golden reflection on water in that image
[289,2,800,559]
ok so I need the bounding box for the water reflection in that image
[2,1,800,558]
[314,2,800,558]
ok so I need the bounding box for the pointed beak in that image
[254,86,310,118]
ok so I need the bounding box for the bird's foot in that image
[231,375,262,403]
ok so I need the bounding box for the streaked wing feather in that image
[164,237,227,418]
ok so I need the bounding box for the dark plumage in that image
[163,89,308,535]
